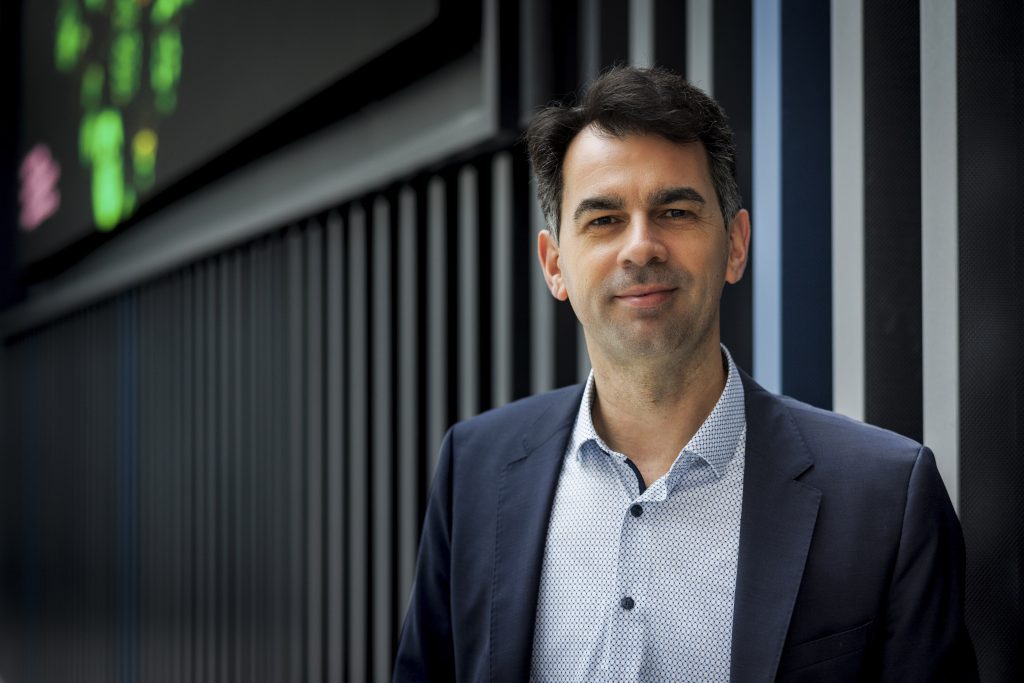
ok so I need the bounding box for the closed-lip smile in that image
[613,285,677,308]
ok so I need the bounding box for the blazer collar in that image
[730,369,822,682]
[490,384,584,682]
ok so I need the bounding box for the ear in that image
[725,209,751,285]
[537,229,569,301]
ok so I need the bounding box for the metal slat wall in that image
[0,149,556,682]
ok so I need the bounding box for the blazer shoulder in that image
[776,392,923,462]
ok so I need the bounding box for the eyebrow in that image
[572,195,625,223]
[648,186,707,206]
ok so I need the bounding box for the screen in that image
[18,0,441,267]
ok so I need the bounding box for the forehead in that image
[561,127,714,206]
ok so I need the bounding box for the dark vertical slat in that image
[182,267,195,683]
[371,196,394,682]
[426,178,448,480]
[958,1,1024,678]
[286,228,306,683]
[325,212,346,682]
[218,254,231,683]
[232,251,246,683]
[713,0,754,371]
[305,221,325,683]
[862,0,921,436]
[269,235,288,683]
[347,204,369,682]
[396,187,419,628]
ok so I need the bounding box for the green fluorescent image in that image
[109,30,142,105]
[55,0,90,72]
[53,0,194,232]
[151,27,182,114]
[89,108,125,231]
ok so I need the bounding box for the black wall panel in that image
[863,0,923,441]
[958,0,1024,679]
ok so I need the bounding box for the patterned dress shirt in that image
[530,346,747,682]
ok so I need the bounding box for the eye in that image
[589,215,618,227]
[663,208,692,219]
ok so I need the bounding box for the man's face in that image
[538,127,749,365]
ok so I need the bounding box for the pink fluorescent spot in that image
[18,144,62,232]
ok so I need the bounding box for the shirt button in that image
[620,596,635,610]
[629,503,643,517]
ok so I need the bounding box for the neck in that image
[589,337,727,485]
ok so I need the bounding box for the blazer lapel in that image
[489,385,583,682]
[731,372,822,683]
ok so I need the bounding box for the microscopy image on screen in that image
[18,0,440,267]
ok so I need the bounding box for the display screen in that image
[18,0,442,268]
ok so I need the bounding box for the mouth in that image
[613,286,677,308]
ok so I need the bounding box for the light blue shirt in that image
[530,347,747,682]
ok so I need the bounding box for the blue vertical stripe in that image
[752,0,782,393]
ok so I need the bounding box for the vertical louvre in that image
[0,142,733,682]
[371,196,394,683]
[346,205,369,683]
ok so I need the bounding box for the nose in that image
[618,215,668,267]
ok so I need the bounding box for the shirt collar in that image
[567,345,746,481]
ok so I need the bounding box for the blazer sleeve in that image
[879,446,978,682]
[393,428,457,683]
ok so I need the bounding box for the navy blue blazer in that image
[394,371,976,682]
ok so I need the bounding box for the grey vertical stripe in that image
[492,154,514,408]
[753,0,783,394]
[687,0,714,94]
[304,223,324,683]
[397,186,419,621]
[530,183,554,394]
[324,212,345,681]
[920,0,959,510]
[629,0,655,67]
[371,196,394,683]
[346,205,368,683]
[458,167,480,420]
[831,0,866,420]
[427,177,448,474]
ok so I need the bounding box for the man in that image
[394,67,976,682]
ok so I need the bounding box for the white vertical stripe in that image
[458,167,479,420]
[492,154,514,407]
[531,186,554,394]
[830,0,865,420]
[753,0,782,394]
[629,0,655,68]
[920,0,959,511]
[686,0,714,94]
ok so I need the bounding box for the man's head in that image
[526,66,742,241]
[525,66,750,369]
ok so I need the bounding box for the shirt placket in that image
[602,465,651,681]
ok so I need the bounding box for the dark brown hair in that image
[525,66,741,240]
